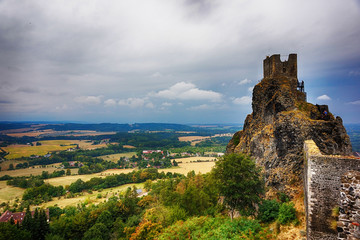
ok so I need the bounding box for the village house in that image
[0,209,50,224]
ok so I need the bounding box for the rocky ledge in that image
[226,55,352,193]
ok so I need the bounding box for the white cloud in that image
[348,100,360,105]
[248,86,254,92]
[74,96,102,105]
[104,99,117,107]
[146,102,155,109]
[154,82,222,102]
[118,98,146,108]
[238,79,252,85]
[233,96,252,105]
[317,95,331,101]
[162,102,173,107]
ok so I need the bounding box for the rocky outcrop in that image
[227,54,352,192]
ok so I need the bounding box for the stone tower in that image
[263,53,297,78]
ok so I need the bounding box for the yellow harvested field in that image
[45,160,215,187]
[36,183,144,209]
[178,136,210,142]
[2,140,115,159]
[0,166,78,177]
[67,131,117,137]
[178,136,211,146]
[6,129,57,137]
[72,140,116,150]
[123,145,136,149]
[3,140,76,159]
[0,181,24,203]
[99,152,136,162]
[173,156,216,163]
[161,161,216,175]
[45,169,135,186]
[3,128,116,138]
[0,160,26,171]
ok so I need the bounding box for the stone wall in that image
[304,140,360,240]
[338,171,360,240]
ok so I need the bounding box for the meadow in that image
[0,165,78,178]
[98,152,137,162]
[178,136,211,146]
[1,139,113,160]
[2,140,77,159]
[0,181,24,203]
[36,183,144,210]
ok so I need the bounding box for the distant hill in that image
[0,122,242,134]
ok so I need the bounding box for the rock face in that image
[226,54,352,192]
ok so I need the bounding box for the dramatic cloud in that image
[0,0,359,123]
[317,95,331,101]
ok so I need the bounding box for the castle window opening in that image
[283,68,286,73]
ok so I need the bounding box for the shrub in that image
[258,199,280,223]
[278,192,290,203]
[157,215,274,240]
[278,202,296,224]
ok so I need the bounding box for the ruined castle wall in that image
[263,53,297,78]
[304,140,360,240]
[338,171,360,240]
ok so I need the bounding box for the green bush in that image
[258,199,280,223]
[157,215,273,239]
[278,202,296,224]
[278,192,290,203]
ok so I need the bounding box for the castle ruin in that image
[227,53,355,239]
[263,53,297,79]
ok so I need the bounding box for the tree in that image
[96,210,113,229]
[0,222,31,240]
[22,208,33,232]
[211,153,264,218]
[82,223,109,240]
[8,163,14,170]
[66,169,71,176]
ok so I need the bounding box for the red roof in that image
[0,209,49,224]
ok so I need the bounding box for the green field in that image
[3,140,77,159]
[98,152,137,162]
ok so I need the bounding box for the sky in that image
[0,0,360,124]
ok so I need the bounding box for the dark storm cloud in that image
[0,0,359,123]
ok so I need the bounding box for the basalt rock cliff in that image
[226,54,352,193]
